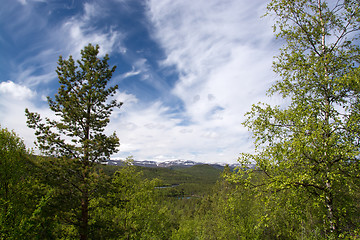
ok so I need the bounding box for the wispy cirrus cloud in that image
[120,67,142,79]
[140,0,277,162]
[3,0,126,89]
[17,0,47,5]
[59,2,126,59]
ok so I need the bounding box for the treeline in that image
[0,127,169,239]
[1,127,360,239]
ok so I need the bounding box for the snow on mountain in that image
[107,159,244,169]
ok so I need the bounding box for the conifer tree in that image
[25,44,122,240]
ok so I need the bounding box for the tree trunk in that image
[80,101,91,240]
[80,188,89,240]
[318,0,337,235]
[325,181,336,234]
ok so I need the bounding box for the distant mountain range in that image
[107,159,253,169]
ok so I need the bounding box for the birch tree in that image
[234,0,360,237]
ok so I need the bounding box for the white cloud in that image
[140,0,277,162]
[17,0,46,5]
[17,0,27,5]
[121,67,141,79]
[13,67,57,88]
[61,21,123,59]
[0,81,35,100]
[59,2,126,58]
[3,1,126,91]
[2,0,128,114]
[83,2,101,21]
[116,91,139,105]
[0,81,53,150]
[106,97,253,163]
[113,91,139,115]
[117,58,152,82]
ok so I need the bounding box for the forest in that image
[1,0,360,239]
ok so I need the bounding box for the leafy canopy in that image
[233,0,360,237]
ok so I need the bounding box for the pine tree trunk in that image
[80,188,89,240]
[80,104,91,240]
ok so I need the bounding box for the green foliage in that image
[175,164,222,183]
[235,0,360,238]
[25,43,121,162]
[173,171,263,240]
[0,129,244,240]
[25,43,122,240]
[136,166,194,185]
[90,158,175,239]
[31,155,112,239]
[0,126,29,203]
[0,126,55,239]
[0,126,30,239]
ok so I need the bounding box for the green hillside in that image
[174,164,222,183]
[141,164,222,197]
[100,163,223,197]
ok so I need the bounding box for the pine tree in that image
[25,44,122,240]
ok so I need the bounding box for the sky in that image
[0,0,282,164]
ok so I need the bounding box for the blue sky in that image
[0,0,281,163]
